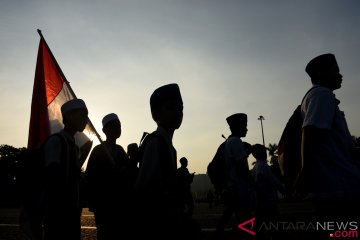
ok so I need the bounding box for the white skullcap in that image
[61,99,87,116]
[102,113,119,127]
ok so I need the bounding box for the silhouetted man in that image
[85,113,129,240]
[251,144,285,240]
[215,113,254,240]
[135,83,199,240]
[177,157,195,216]
[298,53,360,220]
[43,99,88,240]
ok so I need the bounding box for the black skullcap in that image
[305,53,338,78]
[150,83,183,111]
[251,144,268,160]
[226,113,247,128]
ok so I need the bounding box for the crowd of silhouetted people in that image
[19,53,360,240]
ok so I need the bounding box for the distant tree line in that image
[0,144,26,206]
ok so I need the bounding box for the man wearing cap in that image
[134,83,199,239]
[299,53,360,219]
[216,113,254,239]
[85,113,129,240]
[43,99,88,240]
[251,144,286,240]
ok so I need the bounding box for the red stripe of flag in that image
[28,38,65,150]
[28,34,99,161]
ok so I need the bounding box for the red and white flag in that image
[27,31,98,164]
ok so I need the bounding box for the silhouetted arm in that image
[301,126,328,170]
[295,125,328,192]
[295,87,335,194]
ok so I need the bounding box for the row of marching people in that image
[84,108,198,240]
[30,83,200,240]
[21,53,360,240]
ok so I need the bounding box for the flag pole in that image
[36,29,103,143]
[36,29,115,165]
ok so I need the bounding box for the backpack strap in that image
[139,132,173,170]
[296,86,321,124]
[300,86,337,125]
[301,86,320,105]
[138,132,177,190]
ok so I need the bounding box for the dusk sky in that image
[1,0,359,174]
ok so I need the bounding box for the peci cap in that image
[150,83,183,111]
[305,53,338,78]
[102,113,119,127]
[226,113,247,128]
[61,99,87,116]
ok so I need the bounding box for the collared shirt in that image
[135,126,177,195]
[252,159,284,204]
[301,85,360,198]
[224,136,253,201]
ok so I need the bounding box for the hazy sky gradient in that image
[1,0,359,173]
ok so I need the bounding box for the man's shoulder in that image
[305,86,334,100]
[138,132,165,159]
[302,86,336,114]
[226,136,242,146]
[92,144,105,152]
[177,167,187,173]
[46,134,62,145]
[116,144,129,160]
[253,161,269,173]
[143,131,167,146]
[140,131,174,163]
[88,144,108,160]
[116,144,126,152]
[44,132,68,149]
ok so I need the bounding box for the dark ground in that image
[0,200,351,240]
[0,202,234,240]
